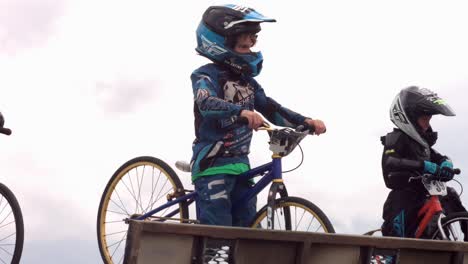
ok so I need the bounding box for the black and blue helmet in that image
[195,4,276,77]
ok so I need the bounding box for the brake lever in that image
[408,175,424,183]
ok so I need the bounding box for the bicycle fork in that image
[436,213,449,240]
[266,179,288,230]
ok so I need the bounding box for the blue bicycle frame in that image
[136,157,288,229]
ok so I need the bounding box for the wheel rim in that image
[432,217,468,241]
[98,161,183,264]
[0,194,20,263]
[251,201,331,233]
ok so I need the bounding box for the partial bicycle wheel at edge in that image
[431,212,468,241]
[0,183,24,264]
[250,196,335,233]
[97,156,189,264]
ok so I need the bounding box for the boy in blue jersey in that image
[191,4,326,227]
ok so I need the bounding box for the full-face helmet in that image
[389,86,455,147]
[195,4,276,77]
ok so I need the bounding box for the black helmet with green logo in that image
[389,86,455,148]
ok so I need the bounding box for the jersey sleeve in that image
[381,131,422,189]
[252,81,308,127]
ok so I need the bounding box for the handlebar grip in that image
[0,127,11,135]
[454,168,461,175]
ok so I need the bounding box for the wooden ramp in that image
[123,220,468,264]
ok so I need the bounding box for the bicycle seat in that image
[175,160,191,172]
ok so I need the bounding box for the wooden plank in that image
[125,221,468,264]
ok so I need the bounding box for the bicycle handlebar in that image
[234,116,316,134]
[425,168,461,182]
[0,127,11,136]
[411,168,462,182]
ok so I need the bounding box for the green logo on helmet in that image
[433,99,446,105]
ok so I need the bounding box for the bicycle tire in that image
[250,196,335,233]
[431,212,468,241]
[0,183,24,264]
[97,156,189,264]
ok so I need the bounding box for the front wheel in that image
[97,156,189,264]
[250,196,335,233]
[431,212,468,241]
[0,183,24,264]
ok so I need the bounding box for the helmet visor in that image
[223,4,276,30]
[401,87,456,118]
[430,98,456,116]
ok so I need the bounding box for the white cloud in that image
[0,0,66,54]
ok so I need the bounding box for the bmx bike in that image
[97,118,335,264]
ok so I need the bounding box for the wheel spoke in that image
[105,219,126,224]
[314,220,323,232]
[0,256,8,264]
[105,230,127,238]
[0,245,13,256]
[119,178,139,210]
[147,187,173,214]
[143,170,163,214]
[113,189,130,216]
[109,233,127,260]
[144,169,159,214]
[106,209,129,217]
[136,166,145,213]
[296,208,306,229]
[275,208,282,229]
[0,232,15,243]
[0,204,9,223]
[108,198,130,217]
[294,206,297,230]
[0,219,14,229]
[127,170,137,211]
[305,212,314,231]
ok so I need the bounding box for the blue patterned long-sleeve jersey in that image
[190,63,310,176]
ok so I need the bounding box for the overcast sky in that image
[1,0,468,263]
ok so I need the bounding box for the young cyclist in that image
[190,4,326,227]
[380,86,466,238]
